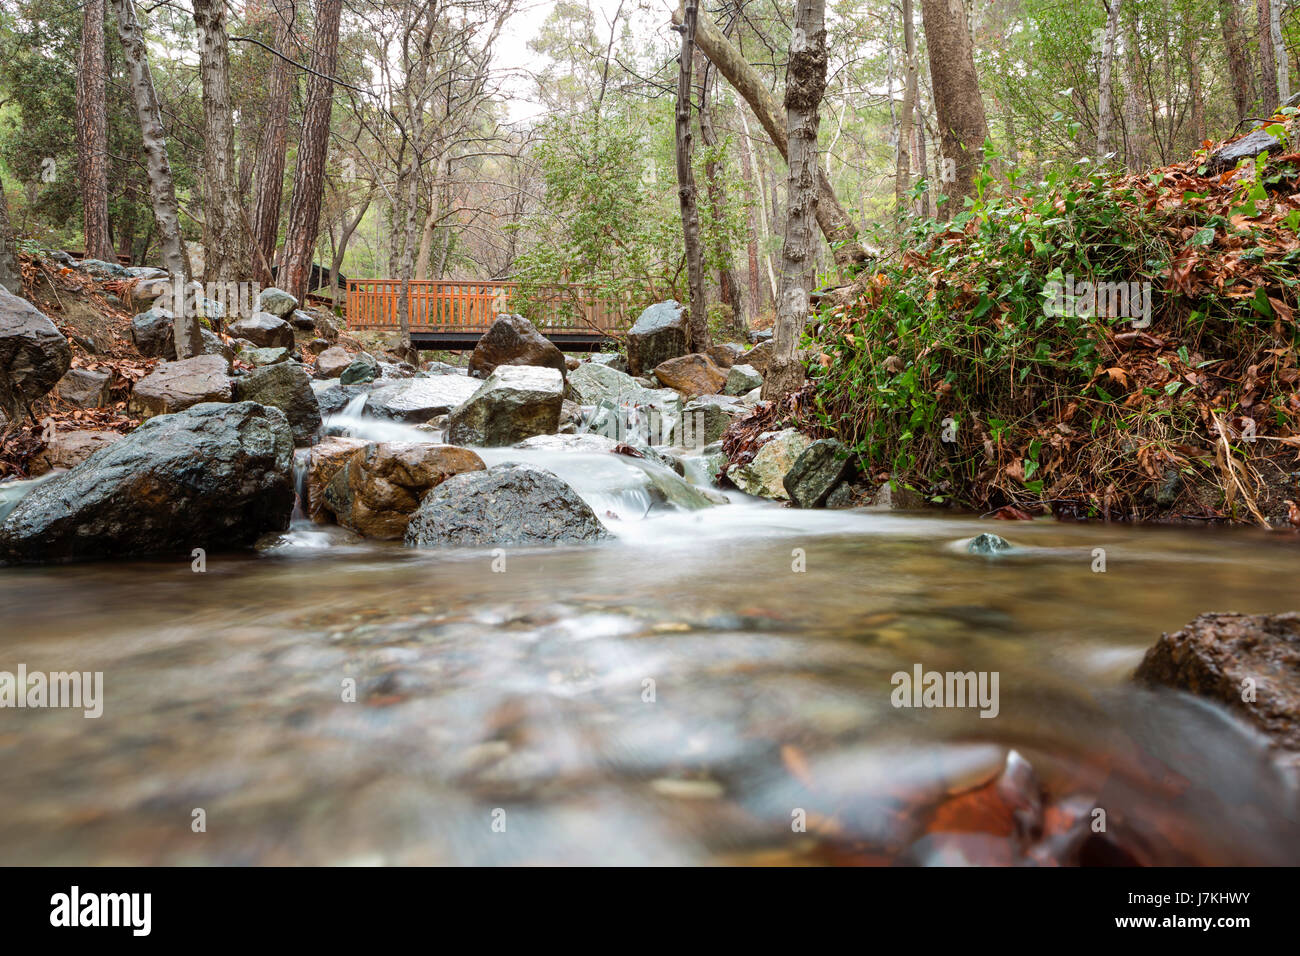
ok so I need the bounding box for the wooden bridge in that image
[345,279,632,351]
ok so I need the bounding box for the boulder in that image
[1135,612,1300,754]
[467,313,567,379]
[626,300,687,375]
[28,429,125,475]
[968,533,1012,555]
[304,337,330,355]
[423,360,465,375]
[588,352,629,373]
[1206,129,1283,175]
[726,428,813,500]
[0,287,71,421]
[324,442,485,539]
[723,363,763,396]
[585,389,682,446]
[653,352,727,396]
[445,365,564,446]
[315,346,353,379]
[54,367,112,409]
[256,287,299,319]
[784,438,852,508]
[237,346,292,367]
[201,328,233,361]
[233,361,321,445]
[366,375,480,423]
[679,396,746,448]
[228,312,295,349]
[707,342,746,368]
[313,310,339,342]
[131,308,177,359]
[339,352,381,385]
[405,463,608,547]
[314,383,371,418]
[741,340,774,374]
[566,361,643,406]
[305,437,368,521]
[289,310,317,331]
[129,354,233,419]
[0,402,294,563]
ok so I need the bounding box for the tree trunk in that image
[739,108,779,305]
[918,0,990,216]
[77,0,112,261]
[1270,0,1289,104]
[1095,0,1122,159]
[733,104,764,320]
[192,0,247,290]
[1258,0,1279,113]
[763,0,826,401]
[913,92,931,217]
[1123,16,1146,169]
[675,2,709,352]
[278,0,343,301]
[676,1,867,271]
[110,0,201,357]
[329,190,371,305]
[895,0,918,211]
[699,63,745,334]
[0,179,22,295]
[250,0,296,285]
[1187,30,1207,145]
[1219,0,1256,121]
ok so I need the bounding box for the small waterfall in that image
[291,448,311,521]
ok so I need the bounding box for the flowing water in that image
[2,406,1299,865]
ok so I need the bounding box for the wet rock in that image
[1135,612,1300,753]
[237,345,292,367]
[445,365,564,447]
[726,428,812,500]
[28,429,124,475]
[423,360,464,375]
[585,389,682,446]
[1205,129,1282,175]
[304,337,330,355]
[867,480,929,510]
[0,402,294,563]
[228,312,295,350]
[588,352,629,373]
[722,363,763,396]
[128,354,233,419]
[311,309,338,342]
[467,313,567,380]
[313,382,371,418]
[314,345,354,379]
[784,438,852,508]
[256,287,298,319]
[366,375,479,423]
[74,258,127,280]
[201,328,233,362]
[405,462,608,547]
[54,367,112,409]
[324,442,485,539]
[515,432,619,453]
[741,340,774,374]
[0,287,71,421]
[626,300,687,375]
[653,352,727,396]
[566,361,642,406]
[131,308,177,358]
[233,361,321,446]
[967,533,1012,555]
[825,480,872,509]
[339,352,381,385]
[680,396,745,447]
[289,310,317,331]
[305,436,368,521]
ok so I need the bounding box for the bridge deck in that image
[346,279,629,351]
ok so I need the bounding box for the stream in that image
[2,403,1298,865]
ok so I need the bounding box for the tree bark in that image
[250,0,296,285]
[1187,29,1207,145]
[111,0,201,357]
[1257,0,1279,113]
[918,0,990,215]
[1270,0,1289,104]
[763,0,826,401]
[278,0,343,301]
[699,61,746,333]
[676,1,867,271]
[895,0,918,211]
[192,0,247,289]
[1219,0,1256,121]
[0,179,22,295]
[675,3,709,352]
[77,0,113,262]
[1095,0,1122,159]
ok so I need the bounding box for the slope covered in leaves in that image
[806,117,1300,525]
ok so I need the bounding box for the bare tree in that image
[918,0,990,215]
[0,179,21,295]
[1095,0,1122,159]
[1257,0,1279,113]
[77,0,113,261]
[763,0,826,401]
[895,0,918,212]
[674,0,708,351]
[192,0,247,287]
[1219,0,1256,121]
[111,0,202,358]
[278,0,343,300]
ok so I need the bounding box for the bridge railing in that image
[345,279,632,336]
